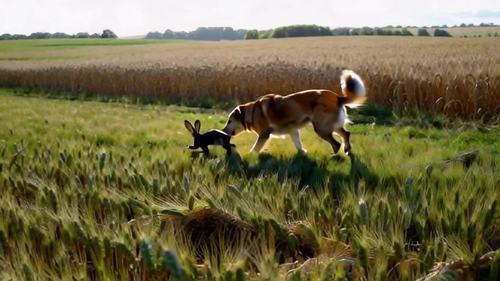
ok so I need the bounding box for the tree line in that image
[145,25,456,41]
[245,25,413,39]
[0,30,117,40]
[145,27,247,41]
[8,22,494,41]
[244,25,452,39]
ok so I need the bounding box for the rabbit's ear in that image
[184,120,195,135]
[194,120,201,133]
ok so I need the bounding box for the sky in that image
[1,0,500,36]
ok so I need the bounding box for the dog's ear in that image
[194,120,201,133]
[234,106,242,120]
[237,106,247,126]
[184,120,196,135]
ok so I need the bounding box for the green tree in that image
[332,27,350,35]
[101,29,117,38]
[271,27,287,38]
[29,32,51,39]
[360,27,374,35]
[258,30,272,39]
[401,28,413,36]
[418,28,430,36]
[244,30,259,39]
[76,32,90,38]
[145,31,163,39]
[434,29,452,37]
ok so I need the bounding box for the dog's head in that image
[222,105,247,136]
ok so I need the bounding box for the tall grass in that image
[0,90,498,280]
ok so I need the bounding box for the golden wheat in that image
[0,37,499,120]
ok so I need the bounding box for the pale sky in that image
[1,0,500,36]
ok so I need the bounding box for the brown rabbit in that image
[184,120,235,155]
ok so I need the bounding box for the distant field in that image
[406,26,500,37]
[0,36,499,120]
[0,38,177,50]
[443,26,500,37]
[0,89,498,280]
[0,38,184,60]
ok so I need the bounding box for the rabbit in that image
[184,119,235,155]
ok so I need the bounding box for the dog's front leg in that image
[250,132,270,153]
[290,130,306,153]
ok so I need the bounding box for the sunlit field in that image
[0,89,498,280]
[0,37,499,120]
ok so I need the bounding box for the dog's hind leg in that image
[335,127,352,155]
[313,122,341,154]
[290,130,306,153]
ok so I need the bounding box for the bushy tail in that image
[340,70,366,108]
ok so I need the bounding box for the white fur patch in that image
[334,106,351,129]
[345,103,363,109]
[270,134,286,139]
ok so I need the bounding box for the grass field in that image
[0,89,498,280]
[0,38,176,52]
[0,37,499,120]
[0,39,182,61]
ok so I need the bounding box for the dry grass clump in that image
[0,37,499,120]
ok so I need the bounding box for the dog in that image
[221,70,366,154]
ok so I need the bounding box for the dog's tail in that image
[340,70,366,108]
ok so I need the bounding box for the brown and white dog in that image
[222,70,366,154]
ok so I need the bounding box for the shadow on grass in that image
[348,103,395,125]
[223,151,379,191]
[350,103,449,129]
[347,153,379,187]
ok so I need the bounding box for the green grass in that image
[0,38,178,51]
[0,38,187,61]
[0,89,498,280]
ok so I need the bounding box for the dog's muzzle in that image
[222,124,235,136]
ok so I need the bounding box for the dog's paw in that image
[344,144,352,155]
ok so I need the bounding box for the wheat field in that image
[0,37,499,281]
[0,37,499,120]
